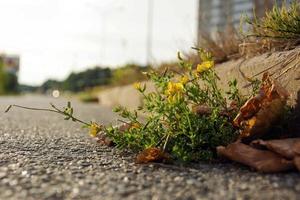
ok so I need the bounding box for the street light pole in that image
[146,0,154,66]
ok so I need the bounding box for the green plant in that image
[105,49,247,161]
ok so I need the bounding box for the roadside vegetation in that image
[6,48,296,171]
[0,58,19,95]
[5,49,258,162]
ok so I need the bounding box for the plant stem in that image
[6,104,90,126]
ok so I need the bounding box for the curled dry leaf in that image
[294,157,300,171]
[118,123,133,132]
[96,132,114,147]
[96,123,132,147]
[233,72,289,140]
[217,142,294,173]
[251,138,300,159]
[293,141,300,155]
[136,147,170,164]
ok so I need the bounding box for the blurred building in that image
[0,54,20,75]
[197,0,291,43]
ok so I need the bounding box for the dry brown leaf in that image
[217,142,294,173]
[293,141,300,155]
[96,133,114,147]
[251,138,300,159]
[95,123,132,147]
[136,147,170,164]
[294,156,300,171]
[233,72,289,140]
[118,123,132,132]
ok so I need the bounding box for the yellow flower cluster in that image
[196,60,214,73]
[89,122,102,137]
[165,82,184,103]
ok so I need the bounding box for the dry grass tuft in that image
[240,1,300,57]
[198,25,241,63]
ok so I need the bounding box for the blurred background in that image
[0,0,292,100]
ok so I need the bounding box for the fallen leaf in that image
[95,123,142,147]
[96,132,115,147]
[118,123,132,132]
[293,141,300,155]
[136,147,170,164]
[233,73,289,140]
[217,142,294,173]
[251,138,300,159]
[294,156,300,171]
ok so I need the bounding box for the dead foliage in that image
[294,156,300,171]
[198,25,241,63]
[233,72,289,140]
[251,138,300,159]
[217,142,294,173]
[96,133,114,147]
[218,72,300,173]
[240,1,300,58]
[136,147,170,164]
[96,123,132,147]
[239,38,300,59]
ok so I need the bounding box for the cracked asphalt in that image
[0,95,299,200]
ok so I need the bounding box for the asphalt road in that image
[0,95,299,200]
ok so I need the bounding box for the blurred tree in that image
[0,57,5,94]
[40,79,62,93]
[40,67,112,93]
[4,73,18,93]
[0,57,19,94]
[62,67,111,92]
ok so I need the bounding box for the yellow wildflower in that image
[165,82,184,103]
[196,60,214,73]
[165,82,184,95]
[133,82,142,90]
[180,75,189,85]
[89,122,102,137]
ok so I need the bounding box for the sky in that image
[0,0,197,85]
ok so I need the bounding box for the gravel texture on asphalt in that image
[0,95,299,200]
